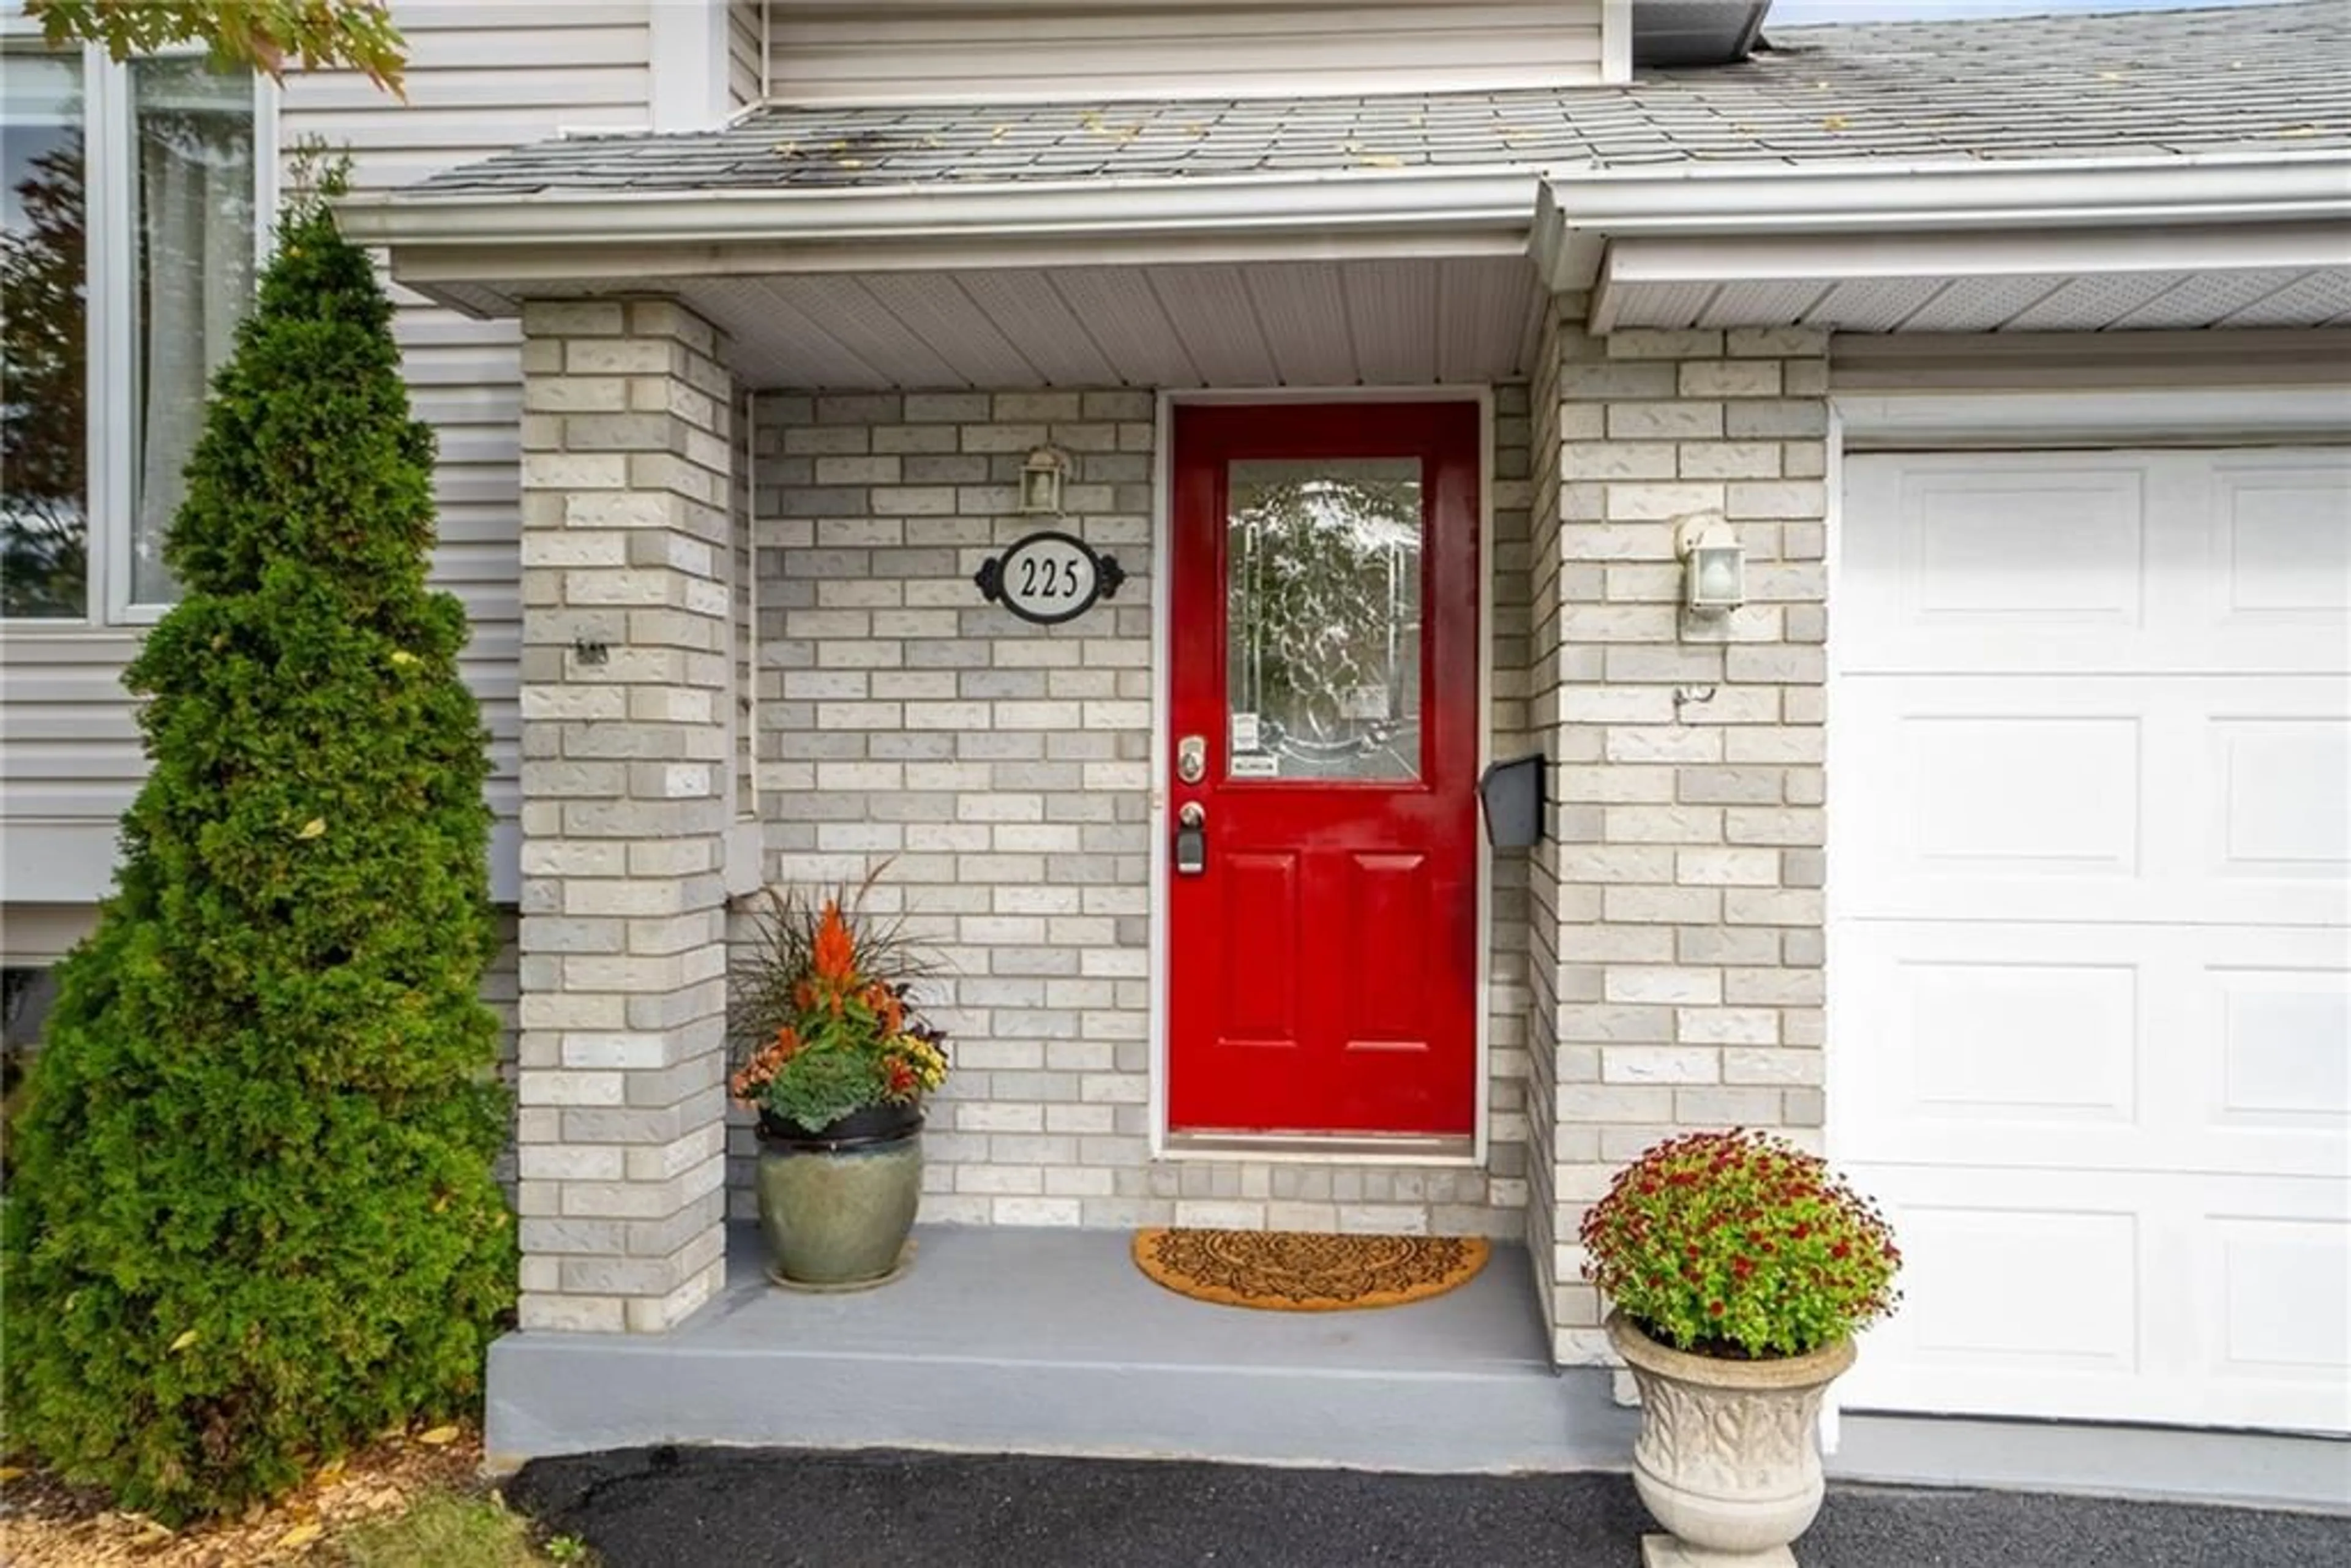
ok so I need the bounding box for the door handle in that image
[1174,800,1207,876]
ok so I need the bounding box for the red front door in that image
[1168,402,1481,1138]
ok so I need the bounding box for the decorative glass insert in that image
[1225,457,1424,782]
[1,52,88,618]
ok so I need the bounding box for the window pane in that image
[132,57,255,606]
[1226,458,1424,782]
[1,53,88,619]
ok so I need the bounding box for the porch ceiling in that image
[490,256,1547,390]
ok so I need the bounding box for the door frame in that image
[1146,386,1496,1165]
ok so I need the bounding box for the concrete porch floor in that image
[488,1224,2350,1509]
[487,1222,1635,1471]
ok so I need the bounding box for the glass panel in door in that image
[1224,457,1423,782]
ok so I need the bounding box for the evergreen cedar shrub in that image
[1580,1128,1900,1360]
[0,175,515,1521]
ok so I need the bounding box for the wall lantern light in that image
[1019,446,1069,516]
[1674,511,1745,615]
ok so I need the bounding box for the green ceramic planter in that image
[755,1105,923,1286]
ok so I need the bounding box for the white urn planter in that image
[1608,1312,1856,1568]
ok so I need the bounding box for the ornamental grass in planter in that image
[728,875,948,1287]
[1580,1129,1902,1568]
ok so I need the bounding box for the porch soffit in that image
[488,257,1550,392]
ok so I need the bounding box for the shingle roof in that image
[412,1,2351,198]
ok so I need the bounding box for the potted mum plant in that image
[729,877,948,1288]
[1580,1128,1901,1568]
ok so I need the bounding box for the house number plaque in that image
[975,530,1127,626]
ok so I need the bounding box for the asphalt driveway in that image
[509,1447,2350,1568]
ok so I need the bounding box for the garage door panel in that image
[2214,964,2351,1128]
[1840,458,2151,668]
[1839,1165,2350,1431]
[1836,678,2150,917]
[2210,458,2351,624]
[1838,675,2349,927]
[2210,714,2350,883]
[1842,448,2351,675]
[1899,711,2142,874]
[1835,923,2147,1171]
[1836,920,2346,1179]
[2208,1215,2351,1427]
[1848,943,2139,1134]
[1842,1193,2143,1393]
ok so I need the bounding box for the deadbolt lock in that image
[1177,734,1207,785]
[1174,800,1207,876]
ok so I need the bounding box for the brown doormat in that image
[1131,1228,1490,1311]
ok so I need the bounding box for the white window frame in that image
[1,18,278,627]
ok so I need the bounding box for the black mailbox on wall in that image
[1478,752,1545,849]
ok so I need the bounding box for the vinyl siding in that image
[730,0,766,107]
[0,634,145,894]
[284,1,660,873]
[0,3,654,918]
[765,1,1608,104]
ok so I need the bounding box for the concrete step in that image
[487,1223,1637,1471]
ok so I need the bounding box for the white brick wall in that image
[514,299,737,1334]
[1529,307,1834,1363]
[734,389,1535,1237]
[1524,300,1575,1352]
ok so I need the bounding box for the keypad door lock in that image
[1174,801,1207,876]
[1177,734,1207,785]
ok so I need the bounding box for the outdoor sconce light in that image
[1019,446,1069,516]
[1674,511,1745,615]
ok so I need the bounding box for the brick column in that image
[1523,296,1577,1357]
[1529,309,1832,1363]
[514,299,734,1333]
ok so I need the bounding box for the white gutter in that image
[1534,150,2351,291]
[331,145,2350,313]
[334,165,1546,254]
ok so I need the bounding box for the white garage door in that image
[1831,447,2351,1435]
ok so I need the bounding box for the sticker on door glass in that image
[1229,754,1280,779]
[1230,711,1262,753]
